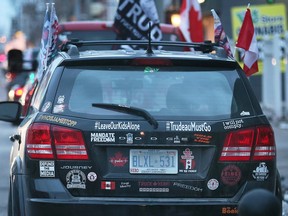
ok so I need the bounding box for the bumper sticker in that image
[39,160,55,177]
[66,170,86,189]
[252,162,269,181]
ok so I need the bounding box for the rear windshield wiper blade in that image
[92,103,158,129]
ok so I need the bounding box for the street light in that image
[171,13,181,27]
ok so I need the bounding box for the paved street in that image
[274,121,288,194]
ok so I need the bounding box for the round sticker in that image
[221,165,241,186]
[207,178,219,190]
[87,172,97,182]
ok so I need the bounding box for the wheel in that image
[8,185,12,216]
[276,170,283,215]
[7,181,20,216]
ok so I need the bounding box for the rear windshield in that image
[53,66,253,120]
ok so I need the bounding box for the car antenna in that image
[146,22,154,54]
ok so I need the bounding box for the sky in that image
[0,0,16,37]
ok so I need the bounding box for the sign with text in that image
[231,4,287,40]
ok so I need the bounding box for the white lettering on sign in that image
[95,122,140,131]
[166,121,212,132]
[39,161,55,177]
[222,119,244,130]
[115,0,162,41]
[91,133,115,142]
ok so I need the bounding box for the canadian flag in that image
[101,181,116,190]
[179,0,203,42]
[236,7,259,76]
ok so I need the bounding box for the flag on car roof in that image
[47,3,59,64]
[39,3,50,74]
[38,3,59,80]
[236,6,259,76]
[179,0,203,42]
[211,9,233,58]
[113,0,162,49]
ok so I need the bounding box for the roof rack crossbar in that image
[61,40,219,54]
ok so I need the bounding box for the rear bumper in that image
[20,177,277,216]
[27,197,238,216]
[26,178,239,216]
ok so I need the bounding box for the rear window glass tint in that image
[54,66,253,120]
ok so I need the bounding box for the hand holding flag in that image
[236,5,259,76]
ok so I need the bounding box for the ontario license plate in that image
[129,149,178,174]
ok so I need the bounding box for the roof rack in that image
[60,39,228,58]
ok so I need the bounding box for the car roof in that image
[58,40,238,68]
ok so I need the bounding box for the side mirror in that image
[0,101,22,123]
[7,49,23,73]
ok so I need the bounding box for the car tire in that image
[7,181,20,216]
[276,169,283,214]
[8,185,12,216]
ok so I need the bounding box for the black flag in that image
[114,0,162,48]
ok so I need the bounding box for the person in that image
[238,189,282,216]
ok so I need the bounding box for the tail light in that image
[15,87,24,97]
[219,128,254,161]
[52,125,88,160]
[26,123,54,159]
[252,126,276,160]
[219,126,276,162]
[26,123,88,160]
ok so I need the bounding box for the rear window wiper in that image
[91,103,158,129]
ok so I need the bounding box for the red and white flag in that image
[179,0,203,43]
[101,181,116,190]
[236,7,259,76]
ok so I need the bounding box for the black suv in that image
[0,40,282,216]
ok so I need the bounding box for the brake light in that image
[253,126,276,160]
[15,87,24,97]
[219,128,254,161]
[26,123,88,160]
[131,58,173,66]
[26,123,54,159]
[52,125,88,160]
[219,126,276,162]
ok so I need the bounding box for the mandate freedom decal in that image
[91,133,115,142]
[166,121,211,132]
[95,121,140,131]
[39,115,77,127]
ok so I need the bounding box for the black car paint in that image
[0,45,282,216]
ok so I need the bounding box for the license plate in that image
[129,149,178,174]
